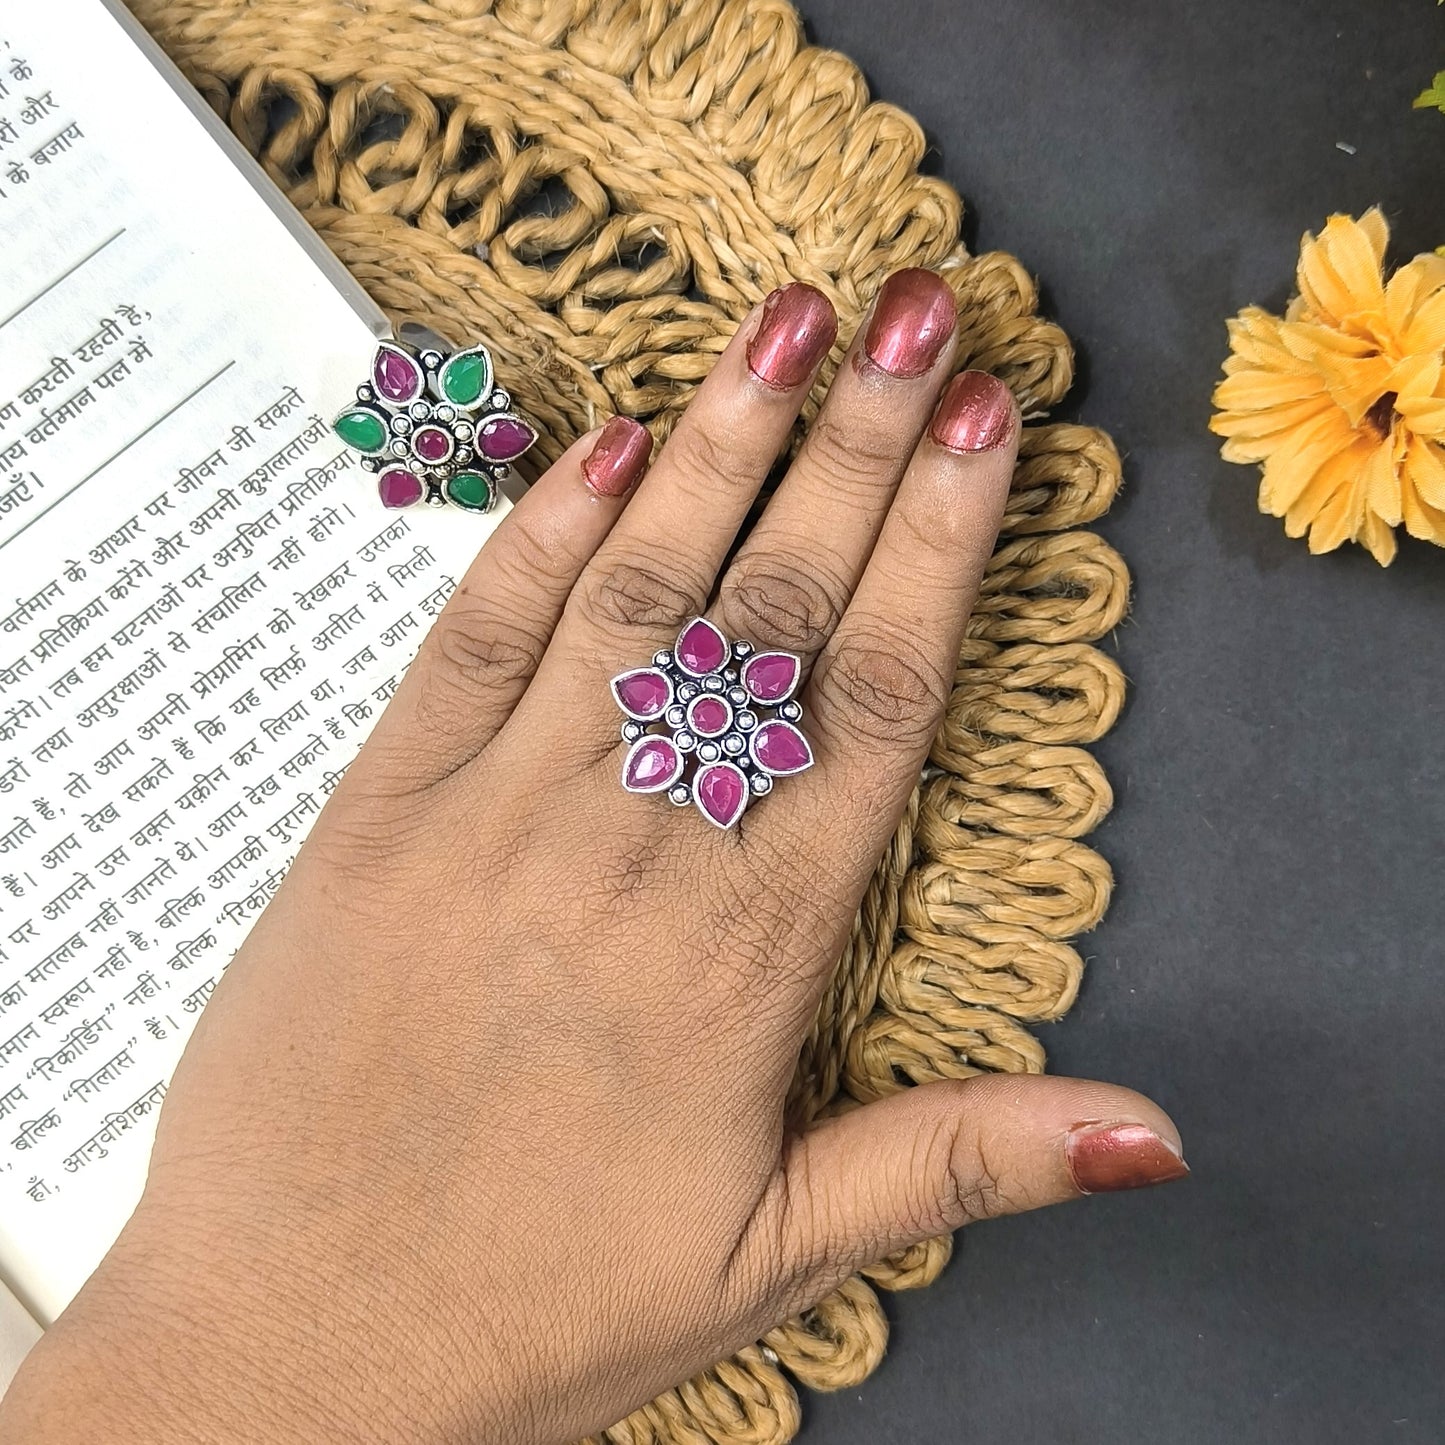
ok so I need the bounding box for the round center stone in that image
[688,695,731,737]
[412,425,454,464]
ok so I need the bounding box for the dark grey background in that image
[793,3,1445,1442]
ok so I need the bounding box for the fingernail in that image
[862,268,958,378]
[929,370,1018,453]
[1067,1123,1190,1195]
[582,416,652,498]
[746,283,838,391]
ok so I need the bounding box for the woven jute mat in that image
[135,1,1129,1438]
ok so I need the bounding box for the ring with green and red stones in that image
[332,339,539,513]
[611,617,815,831]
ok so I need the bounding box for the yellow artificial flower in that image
[1210,208,1445,565]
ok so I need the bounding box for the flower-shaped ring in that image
[610,617,815,829]
[333,339,539,513]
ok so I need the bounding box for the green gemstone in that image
[334,408,387,453]
[447,471,493,511]
[440,349,491,407]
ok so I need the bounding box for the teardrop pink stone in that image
[742,651,800,703]
[675,618,727,675]
[377,467,424,509]
[373,346,422,403]
[695,763,747,828]
[613,669,670,719]
[477,416,537,462]
[623,736,681,792]
[752,720,813,775]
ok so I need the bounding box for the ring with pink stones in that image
[332,339,539,513]
[610,617,815,830]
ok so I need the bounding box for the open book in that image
[0,0,513,1377]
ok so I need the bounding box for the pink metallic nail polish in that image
[929,370,1018,453]
[861,268,958,378]
[582,416,652,498]
[1066,1123,1190,1195]
[746,283,838,391]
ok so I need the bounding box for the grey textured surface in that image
[794,3,1445,1441]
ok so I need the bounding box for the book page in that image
[0,1275,39,1392]
[0,3,507,1322]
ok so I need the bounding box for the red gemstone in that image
[688,695,731,736]
[377,467,424,509]
[477,415,537,462]
[373,344,422,404]
[612,669,671,719]
[742,651,800,703]
[751,720,813,775]
[413,425,453,463]
[623,736,682,792]
[694,762,747,828]
[675,617,727,675]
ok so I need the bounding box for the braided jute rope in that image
[134,1,1129,1437]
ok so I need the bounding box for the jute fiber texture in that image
[135,1,1130,1438]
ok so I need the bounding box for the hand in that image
[2,271,1185,1445]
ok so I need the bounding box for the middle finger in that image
[713,268,960,664]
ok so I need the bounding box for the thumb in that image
[751,1074,1187,1315]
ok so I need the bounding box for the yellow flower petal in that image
[1297,213,1388,326]
[1362,431,1404,528]
[1357,206,1390,266]
[1278,319,1378,362]
[1257,410,1359,514]
[1401,462,1445,544]
[1281,441,1368,537]
[1387,351,1442,399]
[1213,368,1330,411]
[1404,435,1445,509]
[1398,277,1445,354]
[1394,395,1445,435]
[1210,394,1335,441]
[1317,355,1395,419]
[1306,472,1365,553]
[1358,509,1398,565]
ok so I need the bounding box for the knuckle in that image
[415,605,543,726]
[668,418,759,496]
[497,511,581,590]
[943,1129,1019,1226]
[303,788,431,884]
[433,611,541,692]
[722,551,847,655]
[585,827,666,910]
[578,550,703,635]
[815,629,949,747]
[804,411,905,501]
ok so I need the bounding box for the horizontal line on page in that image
[0,228,128,333]
[0,359,236,556]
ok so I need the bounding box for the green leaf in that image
[1414,70,1445,114]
